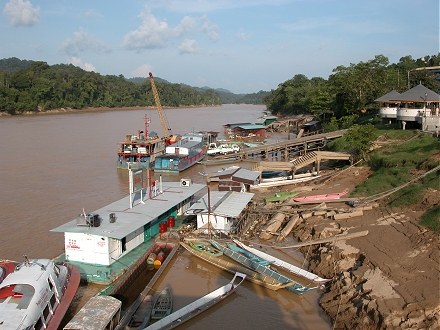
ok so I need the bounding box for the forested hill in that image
[0,58,267,115]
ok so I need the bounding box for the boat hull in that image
[210,240,317,295]
[180,241,285,290]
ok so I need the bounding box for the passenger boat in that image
[0,257,80,330]
[233,239,331,284]
[63,295,122,330]
[180,242,287,291]
[145,272,246,330]
[210,240,317,295]
[154,132,214,173]
[151,287,173,320]
[117,115,168,170]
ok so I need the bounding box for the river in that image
[0,104,331,329]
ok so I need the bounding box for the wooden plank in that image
[273,230,369,249]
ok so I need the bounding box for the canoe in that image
[151,287,173,320]
[210,240,317,295]
[145,272,246,330]
[180,242,287,291]
[189,240,223,257]
[233,239,330,284]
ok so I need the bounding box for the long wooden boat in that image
[227,244,273,266]
[210,240,317,295]
[145,272,246,330]
[233,239,331,284]
[180,242,287,291]
[151,287,173,320]
[293,190,348,202]
[188,240,223,257]
[0,258,80,330]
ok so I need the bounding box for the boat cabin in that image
[185,191,254,234]
[63,296,122,330]
[51,180,204,284]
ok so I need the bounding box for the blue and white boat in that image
[154,132,214,173]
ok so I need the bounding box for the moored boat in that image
[154,132,215,173]
[117,115,167,170]
[0,257,80,330]
[227,244,273,266]
[189,240,223,257]
[233,239,331,284]
[180,242,287,291]
[210,240,317,295]
[145,272,246,330]
[151,287,173,320]
[0,260,18,284]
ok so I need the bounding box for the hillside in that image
[0,58,268,115]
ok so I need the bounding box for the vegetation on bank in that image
[330,127,440,233]
[264,54,440,119]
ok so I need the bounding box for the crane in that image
[149,72,172,139]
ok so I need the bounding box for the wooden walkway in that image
[212,130,347,162]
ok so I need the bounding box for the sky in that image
[1,0,439,94]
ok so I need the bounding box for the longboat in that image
[233,239,331,284]
[151,287,173,320]
[145,272,246,330]
[180,242,287,290]
[0,257,80,330]
[210,240,317,295]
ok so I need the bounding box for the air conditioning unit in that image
[180,178,191,187]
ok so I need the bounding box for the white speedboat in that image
[0,257,80,330]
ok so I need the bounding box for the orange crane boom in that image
[149,72,172,138]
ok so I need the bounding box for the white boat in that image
[0,257,81,330]
[233,240,331,285]
[146,272,246,330]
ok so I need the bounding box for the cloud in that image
[3,0,40,27]
[123,7,220,52]
[122,8,176,51]
[68,57,96,72]
[200,16,219,41]
[179,39,198,54]
[62,29,112,56]
[131,64,153,78]
[237,31,249,41]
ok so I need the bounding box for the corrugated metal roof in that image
[51,181,205,239]
[232,168,261,183]
[236,124,266,130]
[186,191,254,218]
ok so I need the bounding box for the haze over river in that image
[0,104,331,329]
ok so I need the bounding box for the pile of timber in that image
[258,201,378,241]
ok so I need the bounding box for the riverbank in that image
[0,104,223,117]
[263,166,439,329]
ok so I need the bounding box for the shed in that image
[185,191,254,233]
[209,167,261,192]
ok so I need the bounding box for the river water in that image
[0,104,331,329]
